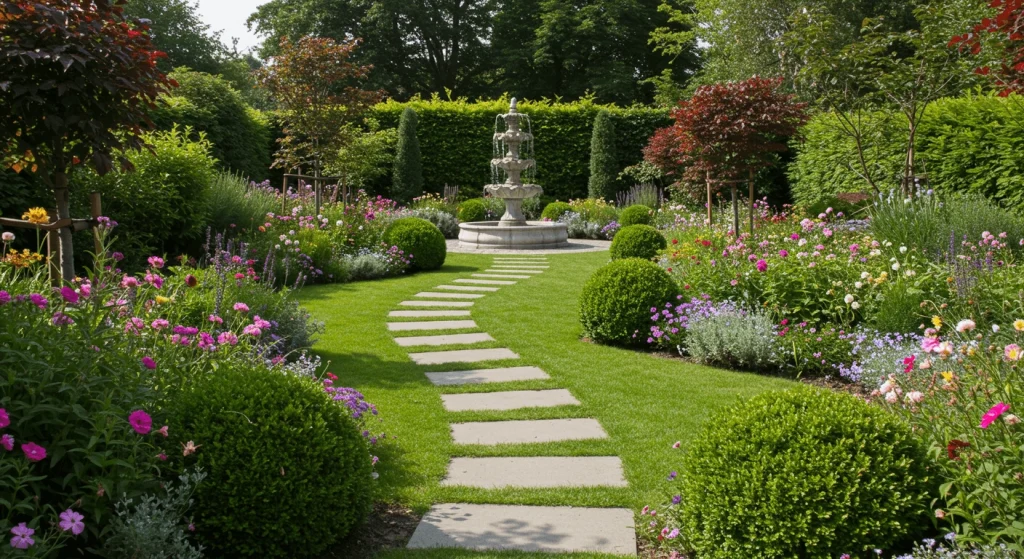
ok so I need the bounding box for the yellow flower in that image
[21,207,50,225]
[1014,319,1024,332]
[931,316,943,330]
[155,296,171,305]
[940,371,954,382]
[2,249,44,268]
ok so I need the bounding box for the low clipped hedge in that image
[457,198,488,222]
[618,204,653,227]
[541,201,572,221]
[678,387,934,559]
[579,258,678,345]
[384,216,447,271]
[167,365,372,558]
[610,224,666,260]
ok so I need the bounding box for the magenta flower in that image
[1,434,13,451]
[21,442,47,462]
[0,408,8,429]
[128,410,153,435]
[233,302,250,313]
[980,403,1010,429]
[29,294,47,309]
[217,331,239,345]
[242,324,262,337]
[112,251,124,262]
[755,259,768,273]
[147,256,165,269]
[0,291,10,305]
[58,509,85,535]
[9,523,34,549]
[120,276,140,289]
[151,319,170,331]
[157,452,168,461]
[141,356,157,370]
[778,249,789,258]
[208,314,223,325]
[59,286,79,304]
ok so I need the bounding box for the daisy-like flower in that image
[22,207,49,224]
[1005,344,1022,361]
[955,319,976,333]
[58,509,85,535]
[1015,319,1024,332]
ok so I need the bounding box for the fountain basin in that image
[458,221,569,250]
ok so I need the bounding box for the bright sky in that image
[193,0,268,55]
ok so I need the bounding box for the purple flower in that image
[112,251,124,262]
[778,249,789,258]
[58,509,85,535]
[0,291,10,305]
[59,286,79,304]
[51,312,74,326]
[671,494,681,504]
[9,523,34,549]
[667,470,677,481]
[29,294,47,309]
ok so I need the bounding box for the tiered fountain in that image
[458,98,569,249]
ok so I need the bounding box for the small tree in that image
[588,110,618,200]
[0,0,174,279]
[951,0,1024,96]
[392,107,423,203]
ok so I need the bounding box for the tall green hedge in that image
[588,110,618,199]
[789,94,1024,212]
[370,97,670,201]
[392,107,424,202]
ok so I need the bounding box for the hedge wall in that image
[789,94,1024,211]
[369,97,670,201]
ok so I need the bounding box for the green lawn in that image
[296,251,794,552]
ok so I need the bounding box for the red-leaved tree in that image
[950,0,1024,96]
[0,0,174,279]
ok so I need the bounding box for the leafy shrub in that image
[206,173,280,233]
[457,198,488,222]
[610,224,666,260]
[560,211,607,240]
[392,107,423,203]
[579,258,678,345]
[102,470,206,559]
[588,109,618,199]
[677,387,934,558]
[569,197,619,225]
[384,217,447,271]
[402,208,459,238]
[342,245,414,281]
[681,302,779,370]
[619,204,654,227]
[166,364,372,558]
[542,201,573,221]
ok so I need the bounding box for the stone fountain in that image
[458,98,569,250]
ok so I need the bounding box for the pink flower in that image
[217,331,238,345]
[233,302,249,313]
[58,509,85,535]
[242,324,262,337]
[253,315,271,329]
[9,523,34,549]
[147,256,165,269]
[906,391,925,404]
[672,441,681,449]
[778,249,789,258]
[59,286,79,304]
[151,319,170,331]
[51,312,74,326]
[155,425,169,437]
[755,259,768,272]
[980,403,1010,429]
[120,276,140,289]
[955,319,976,333]
[128,410,153,435]
[208,314,223,325]
[903,355,915,373]
[921,337,941,353]
[141,356,156,370]
[29,294,47,309]
[1004,344,1022,361]
[0,408,8,429]
[1,434,13,451]
[21,442,47,462]
[157,452,168,461]
[822,228,833,238]
[0,291,9,305]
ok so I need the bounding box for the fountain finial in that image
[509,97,518,112]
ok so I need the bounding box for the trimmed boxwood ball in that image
[618,204,653,227]
[541,201,572,221]
[457,198,487,222]
[167,365,372,558]
[384,216,447,271]
[610,224,667,261]
[678,387,934,559]
[579,258,678,345]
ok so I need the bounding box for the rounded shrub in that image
[384,216,447,271]
[609,224,666,260]
[618,204,653,227]
[579,258,678,345]
[457,198,488,222]
[678,387,934,559]
[167,365,372,558]
[541,201,572,221]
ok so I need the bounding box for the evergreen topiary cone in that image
[384,216,447,271]
[579,258,678,345]
[588,110,618,200]
[610,224,667,260]
[392,107,423,203]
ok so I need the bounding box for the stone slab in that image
[435,285,500,292]
[453,279,517,285]
[490,265,550,269]
[415,292,485,299]
[485,269,543,274]
[426,366,549,386]
[493,258,549,262]
[407,503,636,555]
[410,348,518,365]
[389,310,471,318]
[472,274,531,279]
[441,389,579,411]
[387,320,478,332]
[395,333,495,347]
[447,238,610,255]
[450,418,607,445]
[400,300,475,307]
[442,456,627,488]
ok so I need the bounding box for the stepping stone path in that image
[388,256,637,555]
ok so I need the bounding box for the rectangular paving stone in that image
[407,503,636,555]
[426,366,549,386]
[415,292,485,299]
[485,269,543,274]
[435,285,500,292]
[389,310,471,318]
[410,348,518,365]
[473,274,531,279]
[453,279,516,285]
[441,389,579,411]
[451,418,607,445]
[387,320,477,332]
[400,300,475,307]
[442,456,627,488]
[490,265,550,269]
[395,333,495,347]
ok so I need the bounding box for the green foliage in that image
[205,172,280,234]
[103,470,206,559]
[72,128,215,268]
[678,387,934,558]
[579,258,678,345]
[609,224,666,260]
[370,98,670,201]
[683,306,781,370]
[588,110,619,199]
[329,119,397,190]
[457,198,487,222]
[619,204,654,227]
[384,217,447,271]
[804,196,871,219]
[541,201,573,221]
[153,69,272,180]
[167,365,372,558]
[392,108,424,203]
[123,0,226,74]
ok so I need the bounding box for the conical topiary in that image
[588,109,618,200]
[392,107,423,202]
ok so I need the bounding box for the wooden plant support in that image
[281,169,344,217]
[0,192,104,284]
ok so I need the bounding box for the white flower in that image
[279,234,287,241]
[844,294,855,304]
[891,262,901,271]
[885,391,899,403]
[993,324,1001,333]
[798,238,808,246]
[1,232,14,242]
[884,240,893,247]
[955,319,976,333]
[274,244,281,250]
[854,281,863,289]
[851,302,861,310]
[861,271,870,279]
[904,270,916,277]
[869,249,882,256]
[899,246,908,254]
[880,380,895,394]
[336,220,343,226]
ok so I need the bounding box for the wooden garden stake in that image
[706,170,713,226]
[731,183,739,237]
[749,168,755,235]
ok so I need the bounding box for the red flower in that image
[947,439,970,460]
[903,355,916,373]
